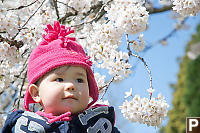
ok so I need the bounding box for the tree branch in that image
[0,35,23,49]
[100,75,116,100]
[0,31,6,33]
[12,0,46,39]
[14,54,29,79]
[7,0,38,11]
[161,17,188,41]
[126,34,153,99]
[16,70,27,109]
[143,17,188,53]
[72,0,112,28]
[148,5,173,14]
[0,90,4,96]
[53,0,60,20]
[57,1,78,24]
[126,34,132,56]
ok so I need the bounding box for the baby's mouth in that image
[63,95,77,100]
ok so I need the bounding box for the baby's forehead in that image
[51,66,87,76]
[52,66,70,75]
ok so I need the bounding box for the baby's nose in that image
[64,83,76,91]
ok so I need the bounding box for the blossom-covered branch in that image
[12,0,46,39]
[0,35,23,49]
[53,0,60,20]
[7,0,38,11]
[148,5,173,14]
[99,75,117,100]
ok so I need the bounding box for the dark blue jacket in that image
[2,106,120,133]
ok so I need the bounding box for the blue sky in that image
[100,11,200,132]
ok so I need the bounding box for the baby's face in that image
[34,66,89,116]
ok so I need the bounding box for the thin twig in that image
[126,34,132,56]
[16,70,27,109]
[131,53,153,89]
[148,5,173,14]
[12,0,46,40]
[57,1,77,11]
[53,0,60,20]
[143,17,188,53]
[160,17,188,41]
[126,34,153,99]
[0,35,23,49]
[72,0,112,28]
[0,90,4,95]
[100,75,116,100]
[14,53,30,79]
[57,1,78,24]
[0,31,6,33]
[7,0,38,11]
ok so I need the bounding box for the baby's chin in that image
[44,108,83,116]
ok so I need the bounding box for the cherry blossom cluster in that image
[0,42,18,62]
[173,0,200,17]
[77,22,132,80]
[104,0,149,34]
[65,0,92,13]
[94,73,106,89]
[119,88,169,127]
[0,0,56,90]
[159,0,172,5]
[96,99,110,105]
[131,34,145,52]
[0,59,24,90]
[0,11,19,38]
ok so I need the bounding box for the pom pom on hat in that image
[24,21,99,111]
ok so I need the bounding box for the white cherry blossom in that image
[147,87,155,93]
[95,99,110,105]
[105,0,149,34]
[173,0,200,17]
[124,88,133,98]
[119,93,169,127]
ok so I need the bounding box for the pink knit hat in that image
[24,21,99,111]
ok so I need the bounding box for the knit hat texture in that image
[24,21,99,111]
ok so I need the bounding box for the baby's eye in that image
[55,78,64,82]
[76,78,84,83]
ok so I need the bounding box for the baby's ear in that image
[29,84,42,103]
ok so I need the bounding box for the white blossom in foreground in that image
[125,88,133,98]
[105,0,149,34]
[131,34,145,52]
[77,22,132,80]
[0,11,19,38]
[94,73,106,91]
[0,0,55,91]
[119,93,169,127]
[147,87,155,94]
[173,0,200,17]
[159,0,172,5]
[95,99,110,105]
[66,0,92,13]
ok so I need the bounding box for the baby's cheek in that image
[42,100,61,113]
[41,95,58,107]
[82,95,89,106]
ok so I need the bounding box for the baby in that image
[2,21,120,133]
